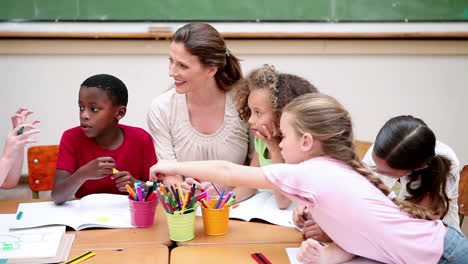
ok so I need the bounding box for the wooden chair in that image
[459,165,468,226]
[27,145,59,199]
[354,140,373,160]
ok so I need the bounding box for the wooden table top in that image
[69,243,168,264]
[171,243,301,264]
[176,216,303,245]
[0,198,172,246]
[74,205,172,246]
[1,199,302,247]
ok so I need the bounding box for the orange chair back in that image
[27,145,59,198]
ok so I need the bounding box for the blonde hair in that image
[283,93,437,220]
[234,64,318,122]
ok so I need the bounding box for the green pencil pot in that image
[165,209,196,241]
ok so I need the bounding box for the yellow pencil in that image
[63,251,95,264]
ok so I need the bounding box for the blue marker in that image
[214,190,226,209]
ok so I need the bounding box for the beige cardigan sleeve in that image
[147,93,177,161]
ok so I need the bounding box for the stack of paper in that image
[0,214,74,263]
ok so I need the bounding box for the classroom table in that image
[171,243,382,264]
[176,216,303,246]
[170,243,301,263]
[69,243,169,264]
[0,199,39,213]
[74,205,172,246]
[0,199,172,246]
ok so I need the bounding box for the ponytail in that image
[373,115,452,219]
[406,154,452,218]
[329,141,438,220]
[215,51,243,90]
[172,22,242,92]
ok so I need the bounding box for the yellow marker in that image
[112,168,119,174]
[63,251,95,264]
[159,185,167,196]
[184,191,189,205]
[177,183,184,205]
[181,191,190,211]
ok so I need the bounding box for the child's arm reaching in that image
[297,239,354,264]
[150,160,277,190]
[52,156,115,204]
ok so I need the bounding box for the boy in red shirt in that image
[52,74,157,204]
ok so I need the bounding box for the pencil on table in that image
[64,251,96,264]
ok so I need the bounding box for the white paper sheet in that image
[286,248,383,264]
[0,214,65,259]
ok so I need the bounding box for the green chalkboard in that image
[0,0,467,22]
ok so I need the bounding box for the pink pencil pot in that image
[128,196,158,228]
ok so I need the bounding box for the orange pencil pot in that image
[128,195,158,228]
[201,199,230,235]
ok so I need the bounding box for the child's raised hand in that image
[255,124,282,155]
[3,124,40,158]
[81,156,115,180]
[11,107,39,128]
[112,171,138,192]
[297,238,326,264]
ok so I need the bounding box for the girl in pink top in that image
[150,93,468,264]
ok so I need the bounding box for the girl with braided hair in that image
[293,115,461,242]
[150,93,468,264]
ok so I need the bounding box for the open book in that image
[10,193,134,231]
[228,191,296,227]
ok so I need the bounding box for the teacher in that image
[147,22,255,201]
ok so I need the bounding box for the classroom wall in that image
[1,39,467,174]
